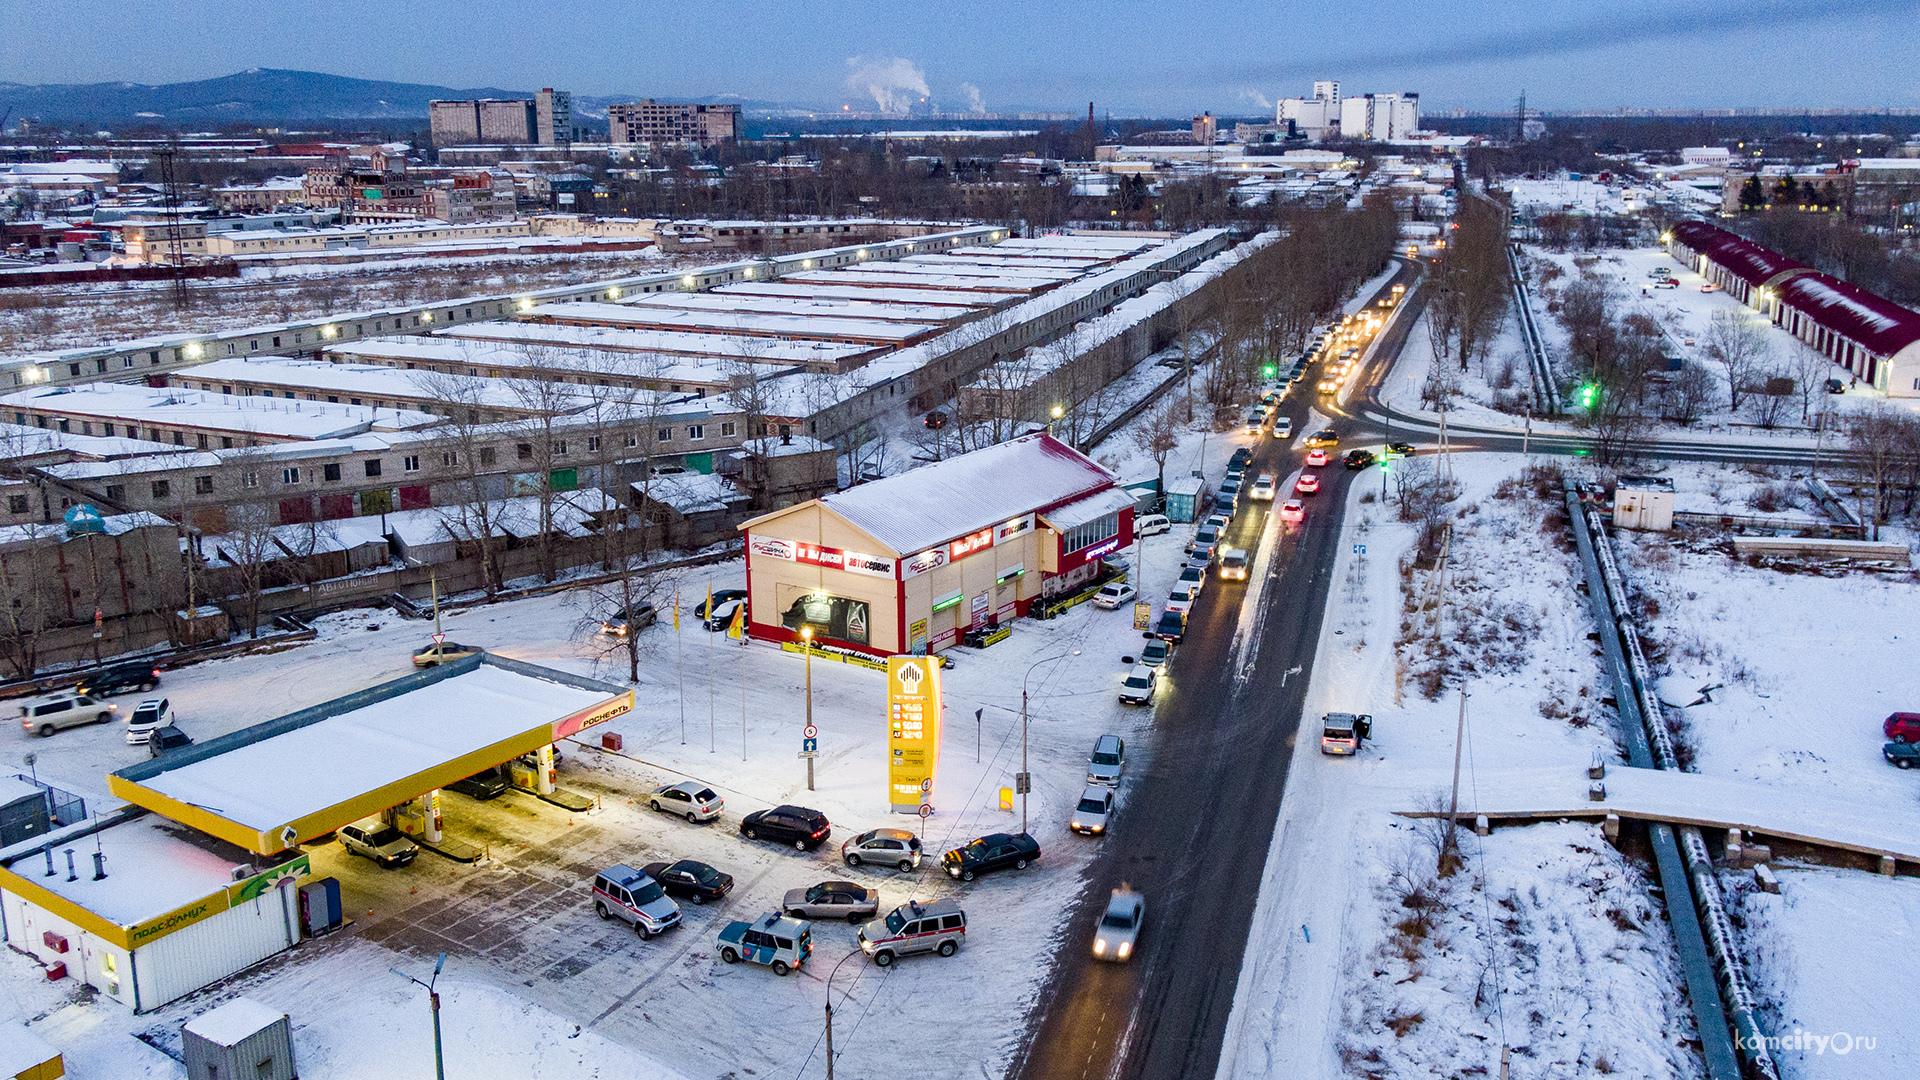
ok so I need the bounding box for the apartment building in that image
[608,101,741,147]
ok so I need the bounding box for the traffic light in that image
[1262,363,1276,378]
[1578,382,1599,408]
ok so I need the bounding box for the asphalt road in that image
[1010,262,1417,1080]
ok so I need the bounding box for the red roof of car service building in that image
[1669,220,1811,288]
[1772,272,1920,358]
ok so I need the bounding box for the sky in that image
[5,0,1918,115]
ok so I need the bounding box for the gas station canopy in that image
[108,654,631,856]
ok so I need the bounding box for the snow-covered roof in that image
[0,813,252,927]
[1669,221,1810,286]
[184,998,287,1046]
[714,281,999,309]
[1038,486,1137,531]
[171,357,589,413]
[1774,272,1920,357]
[437,321,883,367]
[533,301,941,343]
[324,337,736,387]
[776,433,1119,556]
[0,383,441,440]
[619,291,969,325]
[638,473,743,514]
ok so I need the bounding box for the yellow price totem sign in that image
[886,656,943,814]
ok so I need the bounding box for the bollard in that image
[1603,812,1621,842]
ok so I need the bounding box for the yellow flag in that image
[705,583,713,623]
[671,589,680,632]
[727,601,746,641]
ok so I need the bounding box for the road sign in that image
[803,724,818,740]
[1014,772,1031,795]
[919,803,933,818]
[802,737,818,753]
[798,750,819,759]
[432,632,447,645]
[921,777,933,793]
[1352,544,1366,555]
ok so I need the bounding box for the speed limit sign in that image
[919,803,934,818]
[803,724,818,740]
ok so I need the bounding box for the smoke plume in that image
[959,82,986,114]
[844,56,931,114]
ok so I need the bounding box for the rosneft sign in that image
[553,692,635,741]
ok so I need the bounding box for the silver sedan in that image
[782,880,880,923]
[1092,887,1144,962]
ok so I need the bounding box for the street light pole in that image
[824,950,862,1080]
[801,625,815,791]
[1020,651,1079,834]
[390,952,448,1080]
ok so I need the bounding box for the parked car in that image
[446,766,509,800]
[1885,713,1920,743]
[1273,417,1293,439]
[649,780,724,822]
[412,640,481,667]
[703,598,746,631]
[599,604,658,636]
[123,698,173,745]
[1306,429,1339,447]
[859,898,966,966]
[1385,441,1415,458]
[1187,525,1221,560]
[740,805,831,850]
[1228,447,1253,470]
[1883,742,1920,769]
[718,913,813,974]
[1295,474,1321,496]
[1118,664,1158,706]
[1218,547,1250,581]
[1153,609,1186,643]
[1166,583,1198,617]
[1139,637,1173,673]
[1320,712,1373,755]
[1092,887,1145,963]
[148,725,193,757]
[1088,734,1126,785]
[76,661,160,698]
[642,859,734,905]
[19,693,115,738]
[782,880,879,922]
[1214,487,1238,514]
[1070,785,1116,835]
[942,832,1042,881]
[593,864,682,938]
[694,589,748,620]
[1203,511,1231,533]
[1278,500,1305,523]
[1173,561,1203,592]
[1244,409,1267,434]
[1344,449,1377,470]
[1654,278,1678,289]
[1135,513,1171,538]
[340,819,418,868]
[1699,282,1720,293]
[1093,581,1138,610]
[1305,448,1330,467]
[842,828,922,871]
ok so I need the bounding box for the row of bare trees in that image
[1425,194,1511,375]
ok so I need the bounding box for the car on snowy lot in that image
[1650,267,1672,278]
[1278,500,1305,523]
[1135,513,1171,537]
[1883,712,1920,743]
[1070,786,1117,835]
[648,780,724,822]
[740,805,832,850]
[1218,548,1249,581]
[783,880,880,922]
[694,590,748,620]
[942,833,1041,881]
[703,598,746,631]
[842,828,923,871]
[1344,449,1376,470]
[148,725,193,757]
[1118,664,1158,706]
[1250,474,1277,501]
[339,819,418,868]
[123,698,173,745]
[642,859,734,905]
[1320,712,1373,755]
[19,692,115,738]
[1088,734,1126,785]
[1306,429,1339,448]
[1883,742,1920,769]
[1699,282,1720,293]
[717,912,812,974]
[1654,278,1678,289]
[593,864,682,938]
[1093,581,1138,610]
[76,661,161,698]
[1153,609,1186,643]
[860,898,966,966]
[1295,474,1321,496]
[1305,448,1330,467]
[1091,887,1145,963]
[446,766,509,800]
[412,640,482,667]
[1166,583,1198,617]
[599,604,657,636]
[1138,636,1173,672]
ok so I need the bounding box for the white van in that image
[20,693,116,737]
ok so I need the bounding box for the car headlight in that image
[1093,939,1106,955]
[1117,941,1131,959]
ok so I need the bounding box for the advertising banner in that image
[886,656,943,813]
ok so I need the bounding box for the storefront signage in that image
[887,657,943,814]
[949,527,995,561]
[994,514,1035,546]
[908,618,929,653]
[996,564,1025,585]
[753,534,894,577]
[1082,536,1122,561]
[931,590,965,613]
[748,534,795,561]
[125,855,314,949]
[553,691,635,740]
[901,547,948,579]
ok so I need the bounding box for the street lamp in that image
[390,952,448,1080]
[801,625,815,791]
[823,949,864,1080]
[1020,650,1079,834]
[1048,404,1063,438]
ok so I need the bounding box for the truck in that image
[1320,712,1372,755]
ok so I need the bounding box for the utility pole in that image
[1442,691,1467,875]
[801,626,815,791]
[154,145,189,312]
[390,952,448,1080]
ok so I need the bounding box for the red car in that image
[1884,713,1920,743]
[1295,474,1320,495]
[1305,449,1330,467]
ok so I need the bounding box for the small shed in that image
[1613,475,1674,532]
[0,778,52,849]
[182,998,295,1080]
[1164,476,1205,523]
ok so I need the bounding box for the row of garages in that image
[1665,220,1920,397]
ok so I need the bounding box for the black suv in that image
[1228,447,1254,470]
[942,832,1042,881]
[78,661,161,698]
[740,805,832,850]
[447,767,508,800]
[148,725,193,757]
[1343,449,1377,470]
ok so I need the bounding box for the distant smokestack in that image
[1088,102,1095,125]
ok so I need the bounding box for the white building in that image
[1278,81,1342,142]
[1339,93,1420,141]
[1681,147,1734,168]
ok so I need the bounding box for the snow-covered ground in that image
[1217,452,1706,1079]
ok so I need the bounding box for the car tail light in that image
[812,828,826,838]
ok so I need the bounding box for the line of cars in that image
[14,660,193,755]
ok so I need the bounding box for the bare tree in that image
[1845,405,1920,539]
[0,523,60,677]
[1787,341,1831,426]
[417,368,513,596]
[1131,399,1182,494]
[1662,363,1717,427]
[1702,308,1771,412]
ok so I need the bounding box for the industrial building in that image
[740,433,1133,657]
[430,90,578,148]
[1665,220,1920,396]
[1275,81,1419,141]
[608,101,740,147]
[1,383,442,447]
